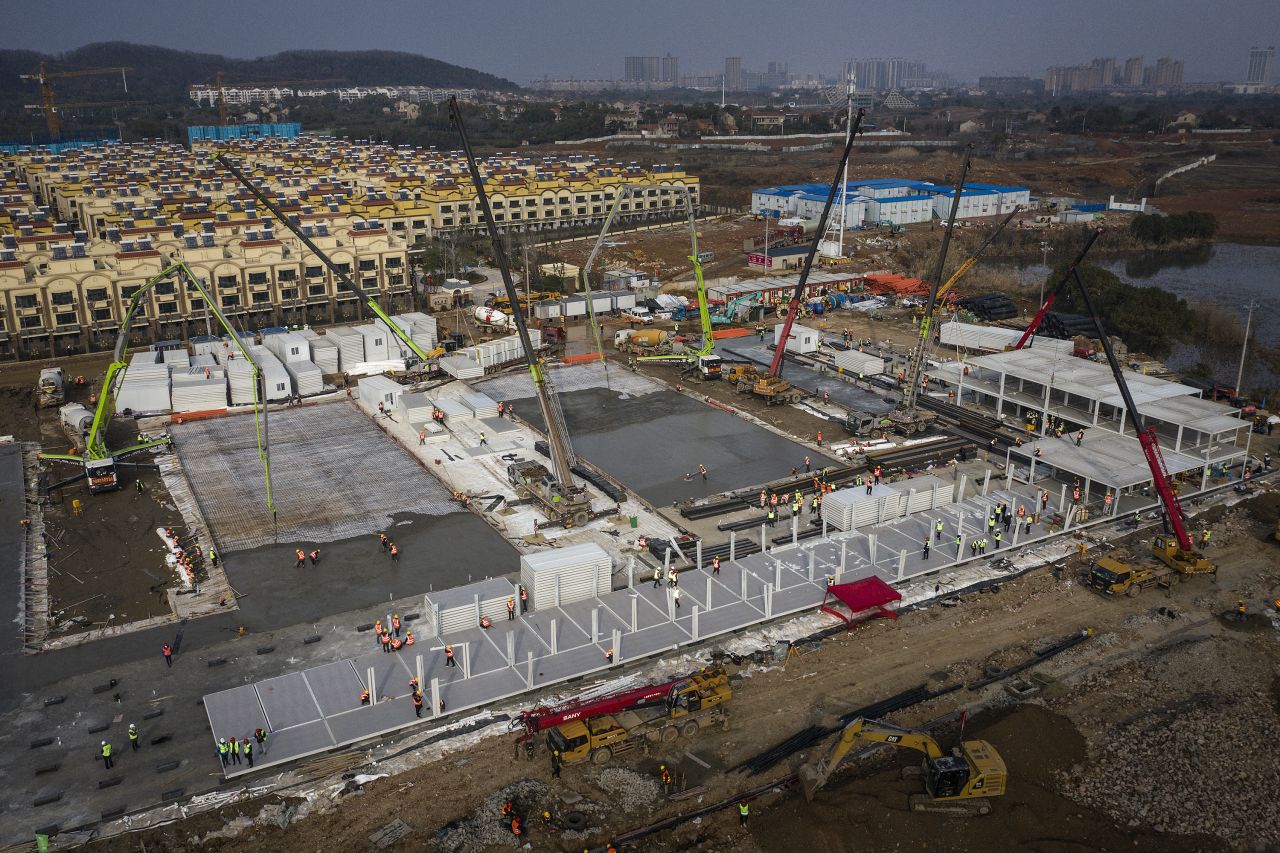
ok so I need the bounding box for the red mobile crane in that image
[765,109,866,386]
[1016,229,1214,576]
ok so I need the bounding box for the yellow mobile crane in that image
[799,717,1007,816]
[39,261,274,506]
[448,98,593,527]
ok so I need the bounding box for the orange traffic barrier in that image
[171,408,228,424]
[712,328,750,339]
[561,353,605,365]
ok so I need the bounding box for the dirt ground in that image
[0,353,187,637]
[78,486,1280,853]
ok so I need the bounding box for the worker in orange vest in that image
[373,620,383,644]
[380,632,391,653]
[405,631,415,646]
[816,429,823,446]
[392,614,401,637]
[391,636,403,651]
[480,614,492,629]
[389,542,399,561]
[309,548,320,565]
[506,597,515,620]
[712,555,720,575]
[360,689,370,705]
[444,644,456,667]
[378,531,389,551]
[520,585,529,613]
[294,548,305,568]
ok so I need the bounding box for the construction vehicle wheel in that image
[1128,584,1142,598]
[573,511,590,528]
[590,746,613,765]
[661,725,680,744]
[680,720,699,739]
[976,800,992,816]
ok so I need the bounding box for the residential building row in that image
[0,136,699,357]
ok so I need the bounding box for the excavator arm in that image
[801,717,944,799]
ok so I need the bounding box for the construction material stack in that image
[170,366,228,412]
[115,351,171,414]
[519,542,613,610]
[440,354,484,380]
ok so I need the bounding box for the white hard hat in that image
[130,722,136,727]
[101,740,107,745]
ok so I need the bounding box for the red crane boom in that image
[768,108,865,378]
[1014,227,1103,350]
[512,677,683,741]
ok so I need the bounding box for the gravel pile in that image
[586,767,662,815]
[435,779,551,853]
[1058,646,1280,847]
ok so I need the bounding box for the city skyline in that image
[2,0,1275,85]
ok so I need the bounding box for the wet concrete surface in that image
[511,387,838,505]
[719,339,898,414]
[224,511,519,628]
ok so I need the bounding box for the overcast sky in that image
[2,0,1274,83]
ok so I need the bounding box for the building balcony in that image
[20,326,47,337]
[54,323,81,334]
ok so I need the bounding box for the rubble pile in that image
[1058,645,1280,847]
[587,767,662,815]
[435,779,551,853]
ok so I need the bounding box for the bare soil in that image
[0,353,187,637]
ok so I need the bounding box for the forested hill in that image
[0,42,518,112]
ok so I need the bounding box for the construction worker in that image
[255,728,267,754]
[390,542,399,561]
[605,647,614,664]
[510,815,523,838]
[1236,599,1246,621]
[479,615,491,630]
[922,539,930,560]
[970,539,978,557]
[811,494,820,515]
[502,800,514,818]
[393,614,402,637]
[660,764,673,792]
[698,463,708,480]
[374,619,383,643]
[1073,485,1082,504]
[738,798,750,826]
[100,740,114,770]
[412,690,424,718]
[229,735,241,765]
[309,548,320,566]
[243,737,253,768]
[162,642,173,667]
[379,531,389,551]
[445,644,457,667]
[520,585,528,613]
[542,810,553,828]
[1041,490,1050,511]
[712,555,721,575]
[673,587,682,608]
[479,431,488,447]
[874,465,882,485]
[295,548,306,568]
[507,597,516,620]
[955,534,962,556]
[209,548,218,567]
[128,723,139,751]
[393,633,406,649]
[803,455,811,473]
[217,738,229,767]
[1103,492,1113,515]
[360,689,370,705]
[1003,511,1012,532]
[935,519,943,542]
[994,529,1003,548]
[759,489,767,509]
[1075,429,1084,446]
[770,492,779,508]
[381,631,392,653]
[551,748,562,778]
[816,429,823,446]
[979,537,988,554]
[1201,529,1212,547]
[865,480,873,496]
[767,507,776,527]
[652,566,663,589]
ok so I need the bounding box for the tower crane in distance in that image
[21,62,131,139]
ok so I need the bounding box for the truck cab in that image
[85,457,120,493]
[697,354,723,379]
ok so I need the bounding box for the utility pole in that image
[1234,300,1257,403]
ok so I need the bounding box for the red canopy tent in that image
[820,576,901,628]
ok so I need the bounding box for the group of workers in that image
[374,614,415,653]
[212,728,268,770]
[376,531,400,560]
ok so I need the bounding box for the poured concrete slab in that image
[510,387,836,506]
[173,401,460,552]
[719,339,897,414]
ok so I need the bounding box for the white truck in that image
[37,367,65,407]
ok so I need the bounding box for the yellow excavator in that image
[799,717,1006,816]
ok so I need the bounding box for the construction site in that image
[1,103,1278,853]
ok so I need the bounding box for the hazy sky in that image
[2,0,1274,83]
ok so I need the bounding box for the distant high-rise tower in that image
[1123,56,1144,86]
[660,53,679,84]
[1248,46,1275,83]
[1091,57,1116,87]
[624,56,661,81]
[1153,57,1183,86]
[724,57,743,91]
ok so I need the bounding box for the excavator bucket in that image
[798,763,824,802]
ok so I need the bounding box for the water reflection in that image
[1120,244,1215,279]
